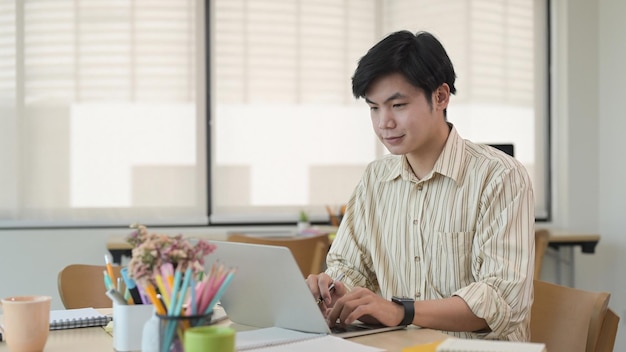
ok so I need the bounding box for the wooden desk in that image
[106,227,339,265]
[108,227,599,263]
[352,328,448,351]
[106,238,133,265]
[546,232,600,254]
[0,310,449,352]
[0,322,114,352]
[540,229,600,287]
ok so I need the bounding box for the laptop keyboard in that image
[330,323,381,334]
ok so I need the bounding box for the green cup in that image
[184,325,235,352]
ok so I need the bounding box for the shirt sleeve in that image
[325,169,381,294]
[453,165,535,339]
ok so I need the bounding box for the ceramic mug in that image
[184,325,235,352]
[1,295,51,352]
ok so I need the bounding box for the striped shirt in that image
[326,125,535,341]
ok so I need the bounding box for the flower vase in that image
[297,221,310,235]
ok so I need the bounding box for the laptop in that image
[205,240,405,338]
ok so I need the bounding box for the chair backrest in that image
[596,308,620,352]
[227,233,330,278]
[58,264,123,309]
[530,280,611,352]
[534,229,550,279]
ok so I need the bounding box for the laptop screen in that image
[204,240,405,338]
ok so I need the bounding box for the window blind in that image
[211,0,549,223]
[0,0,206,227]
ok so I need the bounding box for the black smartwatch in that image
[391,296,415,326]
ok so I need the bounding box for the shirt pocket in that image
[429,231,475,297]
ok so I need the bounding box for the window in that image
[0,0,207,227]
[211,0,550,224]
[1,0,550,228]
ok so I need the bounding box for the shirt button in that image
[415,292,421,298]
[413,219,418,225]
[417,184,423,191]
[414,256,420,262]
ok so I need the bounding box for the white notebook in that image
[49,307,112,330]
[236,327,383,352]
[436,338,547,352]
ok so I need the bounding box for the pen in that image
[106,288,129,306]
[143,283,167,315]
[105,253,116,284]
[103,270,114,291]
[203,270,236,315]
[120,267,144,304]
[316,272,345,304]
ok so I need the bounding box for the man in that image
[306,30,535,341]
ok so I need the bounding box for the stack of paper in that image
[236,327,384,352]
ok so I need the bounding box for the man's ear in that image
[434,83,451,110]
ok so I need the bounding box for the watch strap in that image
[391,296,414,326]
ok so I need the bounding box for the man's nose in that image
[378,108,395,129]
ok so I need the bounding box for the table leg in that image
[548,246,575,287]
[109,249,132,265]
[567,246,575,287]
[554,248,562,285]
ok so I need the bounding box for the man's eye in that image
[393,103,406,108]
[369,106,378,111]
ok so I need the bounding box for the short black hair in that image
[352,30,457,107]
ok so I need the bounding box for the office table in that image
[106,238,134,265]
[0,327,115,352]
[0,310,449,352]
[541,229,600,287]
[106,231,308,264]
[105,227,338,265]
[107,228,600,266]
[546,232,600,254]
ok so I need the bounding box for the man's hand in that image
[306,273,348,311]
[325,287,405,327]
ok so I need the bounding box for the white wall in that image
[552,0,626,349]
[1,0,625,348]
[0,225,293,311]
[597,0,626,349]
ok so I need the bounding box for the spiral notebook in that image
[49,307,112,330]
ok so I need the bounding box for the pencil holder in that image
[156,311,213,352]
[113,303,155,352]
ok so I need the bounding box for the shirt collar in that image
[381,123,465,185]
[432,124,465,185]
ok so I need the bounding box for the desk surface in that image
[539,229,600,254]
[107,229,600,249]
[107,228,599,248]
[107,228,602,265]
[0,314,448,352]
[0,324,114,352]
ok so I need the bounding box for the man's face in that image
[365,72,447,157]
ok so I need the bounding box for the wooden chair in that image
[534,229,550,279]
[530,280,611,352]
[596,308,620,352]
[227,233,330,278]
[58,264,123,309]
